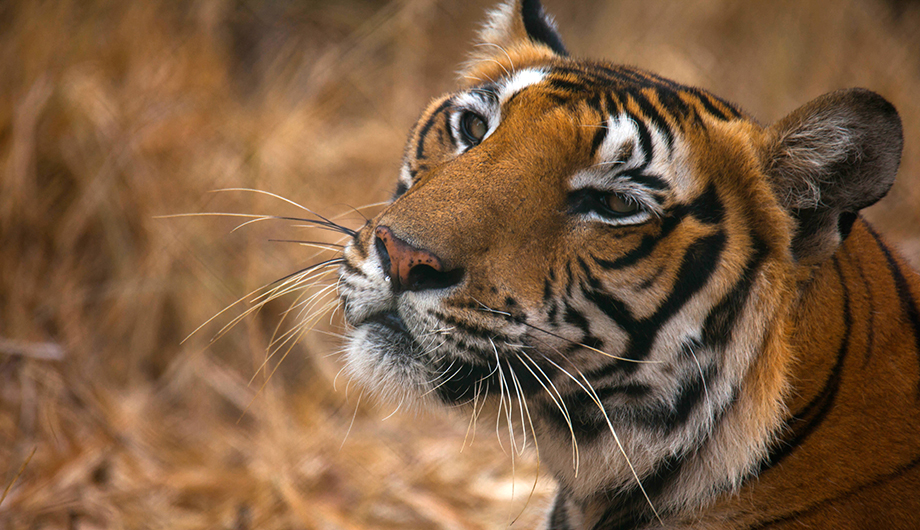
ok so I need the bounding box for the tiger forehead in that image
[461,62,746,130]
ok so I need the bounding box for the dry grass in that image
[1,0,918,528]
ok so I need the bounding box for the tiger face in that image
[335,0,909,526]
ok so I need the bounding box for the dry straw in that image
[1,0,918,528]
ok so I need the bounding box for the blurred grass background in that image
[1,0,918,528]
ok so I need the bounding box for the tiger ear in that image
[466,0,567,74]
[763,88,902,264]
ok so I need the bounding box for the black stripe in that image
[702,236,769,347]
[338,259,365,278]
[393,181,408,199]
[545,381,652,441]
[415,99,452,160]
[627,87,674,152]
[591,453,686,530]
[655,86,692,122]
[760,257,852,471]
[686,183,725,225]
[547,77,589,93]
[631,111,654,171]
[585,230,727,379]
[866,224,920,398]
[590,125,607,158]
[845,246,877,369]
[434,311,514,343]
[594,184,722,272]
[444,111,456,147]
[685,87,732,121]
[586,92,603,114]
[542,277,554,303]
[433,354,549,404]
[603,91,622,116]
[633,363,716,432]
[626,173,668,191]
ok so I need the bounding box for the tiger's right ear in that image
[763,88,902,265]
[464,0,567,80]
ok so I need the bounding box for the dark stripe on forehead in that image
[547,76,591,93]
[551,63,743,126]
[626,87,674,152]
[632,115,654,171]
[627,173,668,191]
[590,126,607,158]
[415,98,452,160]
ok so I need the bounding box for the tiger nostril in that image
[373,226,462,292]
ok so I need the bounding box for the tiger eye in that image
[460,112,488,144]
[603,194,640,215]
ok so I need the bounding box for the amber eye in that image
[460,112,488,144]
[603,194,640,215]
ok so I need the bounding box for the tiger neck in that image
[549,218,920,529]
[725,218,920,521]
[660,218,920,528]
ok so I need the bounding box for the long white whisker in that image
[516,348,580,475]
[470,299,660,364]
[540,353,663,525]
[340,389,364,450]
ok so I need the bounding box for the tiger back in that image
[335,1,920,528]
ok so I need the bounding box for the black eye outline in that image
[567,188,647,222]
[459,111,488,145]
[600,193,641,217]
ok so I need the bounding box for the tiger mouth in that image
[360,310,410,335]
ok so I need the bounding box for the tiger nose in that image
[374,226,463,292]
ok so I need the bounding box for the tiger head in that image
[336,0,903,521]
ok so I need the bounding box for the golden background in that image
[2,0,918,528]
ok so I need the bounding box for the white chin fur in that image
[343,325,440,411]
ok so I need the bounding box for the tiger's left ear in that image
[465,0,568,75]
[763,88,903,264]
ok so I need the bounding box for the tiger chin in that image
[335,0,920,528]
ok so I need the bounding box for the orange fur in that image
[336,1,919,528]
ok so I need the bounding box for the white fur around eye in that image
[450,92,499,153]
[497,67,549,104]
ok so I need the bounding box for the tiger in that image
[334,0,920,528]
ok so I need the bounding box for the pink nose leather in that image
[374,226,444,290]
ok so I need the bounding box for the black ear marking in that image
[521,0,568,56]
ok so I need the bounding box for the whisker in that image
[269,239,345,248]
[211,188,358,236]
[471,299,661,364]
[462,378,486,451]
[510,352,542,526]
[516,348,580,475]
[340,389,364,450]
[539,352,663,525]
[381,396,405,421]
[686,341,712,421]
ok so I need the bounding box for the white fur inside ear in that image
[773,116,853,210]
[477,1,518,50]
